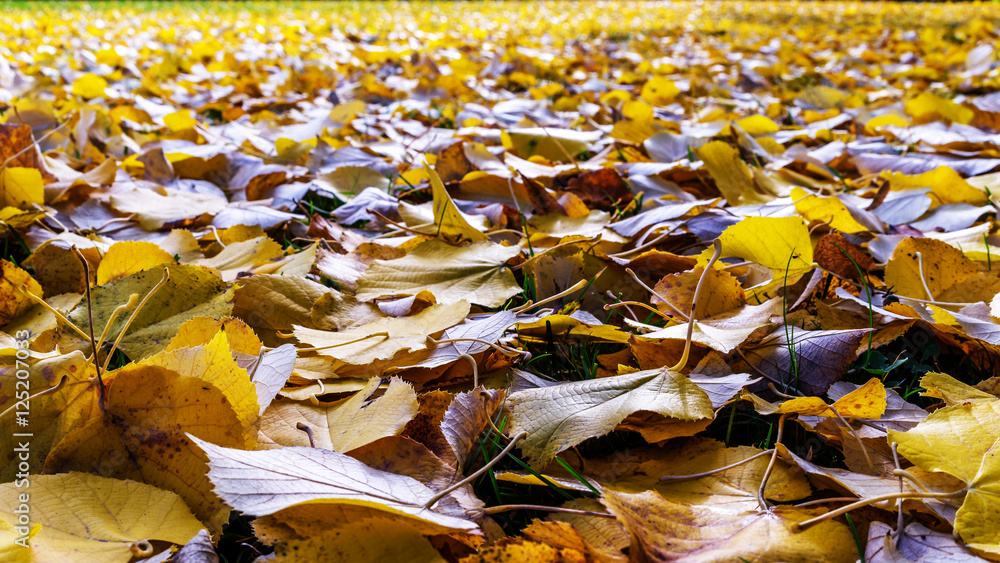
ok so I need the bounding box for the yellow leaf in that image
[67,264,231,359]
[0,473,205,562]
[735,115,780,136]
[697,141,772,206]
[921,371,997,406]
[791,187,868,233]
[294,301,471,365]
[355,240,521,307]
[193,236,285,282]
[884,237,984,301]
[275,136,317,160]
[0,351,96,481]
[891,401,1000,549]
[652,267,745,319]
[329,100,367,123]
[43,365,249,533]
[904,92,974,125]
[0,167,44,209]
[609,119,658,144]
[0,206,44,229]
[460,540,586,563]
[515,314,632,344]
[865,113,910,134]
[167,316,263,355]
[70,73,108,99]
[259,377,418,452]
[881,166,987,205]
[622,99,654,121]
[714,216,815,290]
[602,490,857,563]
[163,110,198,131]
[96,241,175,285]
[0,259,41,325]
[776,396,833,416]
[140,330,260,445]
[271,519,446,563]
[425,166,489,244]
[502,128,600,163]
[831,377,887,418]
[640,76,680,106]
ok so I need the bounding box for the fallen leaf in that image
[356,240,521,307]
[890,400,1000,550]
[259,377,417,452]
[191,436,477,532]
[509,368,715,467]
[602,490,857,563]
[96,241,175,285]
[0,472,205,562]
[270,519,446,563]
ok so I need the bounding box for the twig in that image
[17,286,91,340]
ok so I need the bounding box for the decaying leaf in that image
[602,490,857,562]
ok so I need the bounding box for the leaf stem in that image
[0,375,68,419]
[101,267,170,374]
[794,490,966,531]
[830,405,876,475]
[659,450,773,482]
[625,267,690,321]
[757,414,786,511]
[296,331,390,353]
[423,431,528,510]
[509,277,589,313]
[670,239,722,373]
[17,286,91,340]
[914,252,935,303]
[73,246,106,412]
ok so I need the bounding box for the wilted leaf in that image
[294,301,470,365]
[602,490,857,563]
[191,436,477,532]
[356,240,521,307]
[43,365,249,532]
[271,519,446,563]
[509,368,715,467]
[0,260,41,325]
[259,377,417,451]
[0,472,205,562]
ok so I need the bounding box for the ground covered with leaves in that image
[3,1,1000,561]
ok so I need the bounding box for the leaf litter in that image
[2,1,1000,561]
